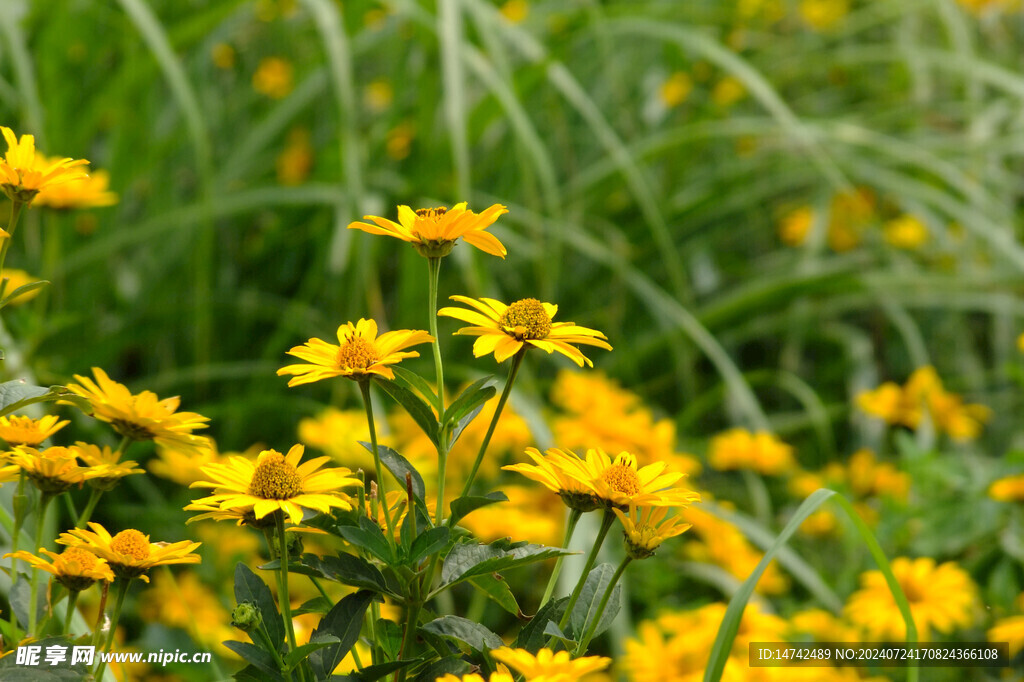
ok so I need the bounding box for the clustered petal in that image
[1,126,89,202]
[57,522,201,582]
[348,202,509,258]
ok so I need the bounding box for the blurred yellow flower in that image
[0,126,88,203]
[778,206,815,246]
[436,672,513,682]
[350,203,509,258]
[1018,331,1024,352]
[276,127,313,186]
[252,57,294,99]
[958,0,1023,14]
[278,318,433,385]
[614,503,692,559]
[799,0,849,30]
[989,613,1024,658]
[440,296,611,365]
[799,508,838,537]
[989,473,1024,502]
[659,72,693,108]
[72,442,145,490]
[845,449,908,500]
[844,557,977,640]
[4,547,113,591]
[460,484,563,546]
[58,523,201,583]
[828,187,875,252]
[299,407,379,472]
[708,428,796,475]
[211,42,235,69]
[0,269,43,305]
[32,155,117,210]
[788,608,861,643]
[364,78,394,112]
[499,0,529,23]
[711,76,746,108]
[148,440,235,487]
[883,214,929,249]
[0,414,68,447]
[491,647,611,679]
[386,122,414,160]
[9,445,101,494]
[138,571,236,657]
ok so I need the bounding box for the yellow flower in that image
[503,447,600,511]
[9,445,101,494]
[778,206,815,246]
[386,122,414,160]
[252,56,294,98]
[711,76,746,107]
[613,503,691,559]
[788,608,861,643]
[0,414,69,447]
[799,0,849,30]
[278,318,433,385]
[799,509,838,537]
[439,296,611,367]
[0,464,19,483]
[67,367,212,454]
[855,382,908,425]
[491,647,611,679]
[0,126,89,203]
[989,613,1024,659]
[299,407,379,472]
[499,0,529,23]
[989,473,1024,502]
[276,127,313,186]
[57,522,201,582]
[708,429,796,476]
[71,442,145,490]
[138,570,236,657]
[882,214,929,249]
[4,547,114,591]
[31,155,117,210]
[211,42,236,69]
[148,440,238,486]
[844,557,977,640]
[460,484,564,546]
[436,672,513,682]
[349,202,509,258]
[845,449,908,500]
[0,269,44,305]
[364,79,394,112]
[187,444,361,525]
[659,72,693,108]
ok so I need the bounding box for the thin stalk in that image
[76,488,103,528]
[358,379,395,540]
[262,525,296,682]
[63,590,80,635]
[275,514,299,653]
[0,199,26,278]
[575,555,631,655]
[254,616,290,681]
[90,581,110,649]
[8,470,28,631]
[540,508,583,607]
[94,578,132,681]
[453,348,525,505]
[427,255,449,526]
[557,510,616,631]
[27,493,53,635]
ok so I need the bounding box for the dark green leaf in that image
[373,378,439,445]
[294,597,333,616]
[449,404,486,448]
[392,366,441,411]
[443,376,496,428]
[284,637,339,669]
[412,657,473,682]
[542,621,576,648]
[337,516,394,563]
[419,616,503,654]
[376,619,404,661]
[349,659,421,681]
[308,590,376,680]
[469,574,521,616]
[233,664,280,682]
[358,442,426,500]
[409,526,450,565]
[233,563,284,647]
[306,553,402,597]
[0,280,49,307]
[568,563,622,640]
[223,641,282,678]
[438,538,571,590]
[448,491,508,528]
[516,597,568,652]
[0,381,60,418]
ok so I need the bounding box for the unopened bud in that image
[231,602,262,632]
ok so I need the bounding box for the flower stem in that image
[540,508,583,607]
[275,514,299,654]
[575,555,631,655]
[0,199,26,284]
[427,256,445,409]
[557,510,616,631]
[452,348,525,508]
[94,578,132,681]
[27,493,53,635]
[76,488,103,528]
[8,471,27,633]
[358,379,395,540]
[90,581,110,649]
[63,590,80,635]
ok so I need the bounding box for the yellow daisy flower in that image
[0,414,69,447]
[844,557,977,640]
[613,503,692,559]
[490,647,611,679]
[32,154,117,210]
[707,428,796,476]
[277,318,433,386]
[503,446,603,512]
[438,296,611,367]
[348,202,509,258]
[71,442,145,490]
[57,522,201,582]
[4,547,114,591]
[9,445,101,494]
[187,444,362,525]
[67,367,211,454]
[1,126,89,203]
[436,672,513,682]
[0,464,19,483]
[989,473,1024,503]
[548,447,700,509]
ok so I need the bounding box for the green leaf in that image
[542,621,576,648]
[0,279,49,307]
[306,552,402,597]
[223,641,282,678]
[294,596,333,616]
[443,376,497,437]
[376,619,404,661]
[349,659,422,681]
[469,573,522,616]
[448,491,509,527]
[358,442,426,501]
[412,657,473,682]
[0,381,67,418]
[233,563,284,648]
[10,574,45,630]
[283,636,340,670]
[392,366,441,411]
[337,516,394,563]
[408,526,450,565]
[437,538,571,591]
[373,377,439,445]
[308,590,376,680]
[419,615,503,654]
[516,597,568,652]
[568,563,623,640]
[231,664,277,682]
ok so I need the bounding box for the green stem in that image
[63,590,80,635]
[27,492,53,635]
[94,578,132,681]
[453,348,525,507]
[76,488,103,528]
[575,555,631,655]
[558,510,616,631]
[0,199,26,279]
[540,508,583,607]
[90,581,110,649]
[427,256,445,409]
[116,435,133,456]
[275,514,299,653]
[255,616,291,681]
[359,379,395,540]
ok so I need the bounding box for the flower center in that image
[415,206,448,220]
[111,529,151,562]
[336,337,380,371]
[249,453,303,500]
[61,547,99,574]
[600,464,641,496]
[499,298,552,340]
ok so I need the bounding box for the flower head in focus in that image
[349,203,509,258]
[58,523,201,582]
[4,547,114,591]
[1,127,88,203]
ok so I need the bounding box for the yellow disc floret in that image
[110,529,151,562]
[60,547,100,574]
[601,463,642,496]
[336,336,381,372]
[499,298,552,340]
[248,453,303,499]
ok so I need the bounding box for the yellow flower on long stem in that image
[439,296,611,367]
[4,547,114,591]
[490,647,611,679]
[187,444,361,525]
[277,318,433,386]
[57,523,201,582]
[0,414,69,447]
[1,127,89,202]
[613,503,692,559]
[67,367,211,455]
[9,445,101,494]
[72,442,145,490]
[32,155,117,210]
[348,202,508,258]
